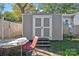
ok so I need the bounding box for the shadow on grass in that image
[48,38,79,56]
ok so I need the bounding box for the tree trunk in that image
[16,3,28,14]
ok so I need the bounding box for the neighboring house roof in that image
[62,14,74,16]
[62,14,74,18]
[62,12,79,16]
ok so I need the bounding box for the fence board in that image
[0,20,22,39]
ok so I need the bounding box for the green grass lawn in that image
[48,38,79,56]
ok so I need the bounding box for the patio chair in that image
[22,36,38,56]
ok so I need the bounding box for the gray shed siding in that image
[23,15,33,40]
[23,14,63,40]
[52,15,63,40]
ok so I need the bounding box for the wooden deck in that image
[32,48,60,56]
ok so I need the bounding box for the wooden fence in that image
[63,24,79,37]
[0,19,22,39]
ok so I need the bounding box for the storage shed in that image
[22,14,63,40]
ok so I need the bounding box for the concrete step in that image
[36,38,50,47]
[37,41,50,44]
[38,38,49,41]
[36,44,50,47]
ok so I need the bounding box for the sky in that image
[4,3,37,12]
[4,3,13,12]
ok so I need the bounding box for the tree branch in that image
[16,3,24,13]
[23,3,28,9]
[16,3,22,10]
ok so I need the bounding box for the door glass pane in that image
[35,18,41,27]
[35,28,41,37]
[44,18,49,27]
[43,28,49,37]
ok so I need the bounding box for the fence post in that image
[21,14,24,56]
[1,17,4,40]
[9,21,11,39]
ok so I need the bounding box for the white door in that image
[33,15,52,40]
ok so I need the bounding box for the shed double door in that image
[33,15,52,40]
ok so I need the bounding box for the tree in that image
[39,3,78,14]
[13,3,36,14]
[4,11,19,22]
[12,3,36,22]
[60,4,78,14]
[13,4,22,22]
